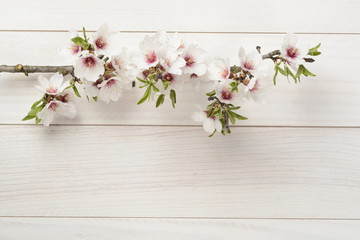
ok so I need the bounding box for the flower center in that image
[243,60,255,70]
[221,68,229,79]
[286,47,299,59]
[145,51,157,64]
[95,38,107,49]
[221,88,233,100]
[47,87,58,94]
[249,80,260,92]
[184,56,195,67]
[106,79,117,88]
[48,101,58,111]
[84,56,96,68]
[205,111,216,120]
[163,72,174,82]
[70,44,80,55]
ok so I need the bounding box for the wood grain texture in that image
[0,218,359,240]
[0,0,359,33]
[0,32,359,126]
[0,126,359,218]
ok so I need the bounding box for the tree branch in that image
[262,50,281,60]
[0,64,74,76]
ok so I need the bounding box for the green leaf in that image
[28,105,45,117]
[208,130,217,137]
[227,110,236,125]
[308,43,321,56]
[156,94,165,108]
[170,89,176,108]
[82,27,88,41]
[71,83,81,98]
[228,106,241,110]
[22,115,36,121]
[93,96,98,102]
[35,116,41,125]
[273,61,281,85]
[295,65,316,78]
[137,77,147,84]
[284,65,296,82]
[137,86,152,105]
[152,84,160,92]
[162,80,170,90]
[301,65,316,77]
[71,37,90,50]
[206,90,216,97]
[295,65,304,79]
[218,109,223,120]
[278,66,287,76]
[31,99,43,109]
[228,109,247,120]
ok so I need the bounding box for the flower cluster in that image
[193,33,321,136]
[22,73,76,126]
[22,26,321,136]
[134,32,207,107]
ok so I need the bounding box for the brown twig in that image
[0,64,74,76]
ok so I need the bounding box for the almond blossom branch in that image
[0,25,322,135]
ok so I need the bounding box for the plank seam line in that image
[0,30,359,35]
[0,216,360,221]
[0,124,359,128]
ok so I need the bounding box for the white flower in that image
[214,79,237,104]
[208,58,231,82]
[60,30,82,61]
[135,32,163,69]
[192,110,222,134]
[158,47,186,75]
[38,98,76,127]
[244,75,272,102]
[111,48,137,81]
[281,33,305,69]
[167,32,186,52]
[135,32,186,73]
[181,44,207,76]
[36,73,69,95]
[74,51,105,82]
[92,24,112,56]
[83,80,100,98]
[238,46,264,75]
[97,77,131,103]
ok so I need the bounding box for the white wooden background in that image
[0,0,360,239]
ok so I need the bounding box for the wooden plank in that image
[0,32,359,126]
[0,217,359,240]
[0,0,359,33]
[0,126,359,218]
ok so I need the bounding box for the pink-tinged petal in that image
[92,24,111,55]
[168,57,186,75]
[238,47,246,61]
[56,101,76,118]
[98,79,122,103]
[208,58,230,81]
[38,102,56,126]
[285,32,298,47]
[203,118,215,134]
[58,81,70,93]
[74,53,105,82]
[37,75,50,92]
[188,63,207,76]
[144,50,158,65]
[214,119,222,132]
[49,72,64,89]
[192,111,207,123]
